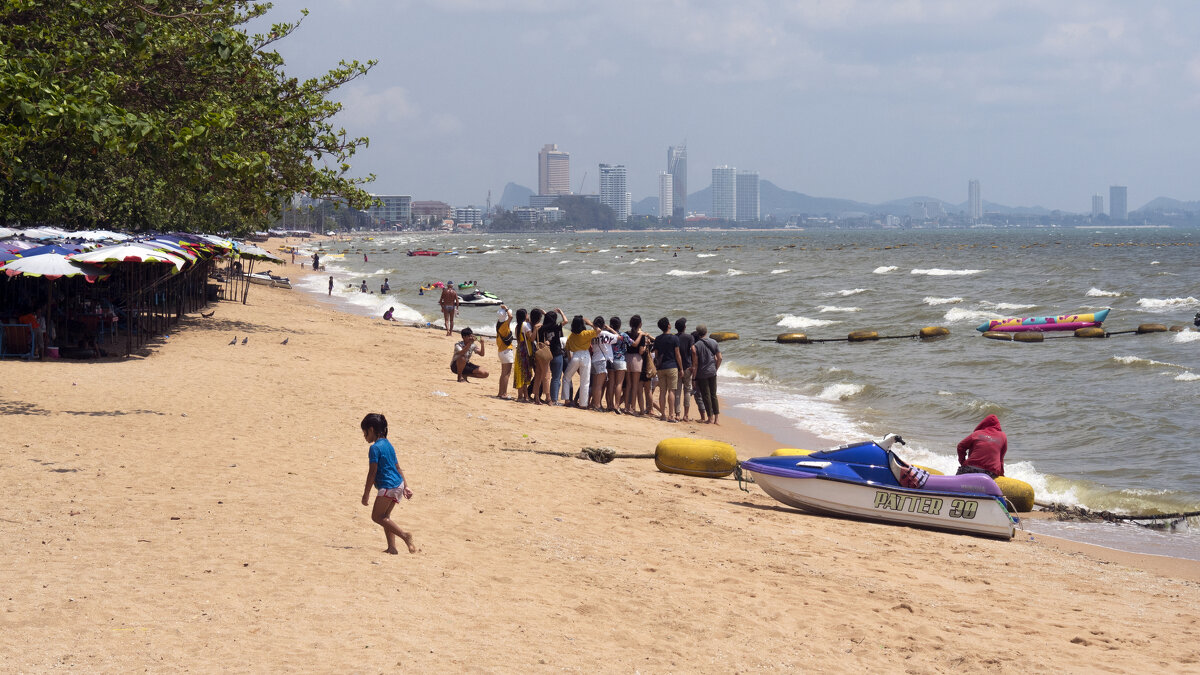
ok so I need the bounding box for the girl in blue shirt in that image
[360,413,416,554]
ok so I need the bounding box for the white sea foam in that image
[770,269,790,274]
[985,302,1037,311]
[597,249,610,253]
[873,265,898,274]
[667,269,709,276]
[1172,330,1200,343]
[943,307,999,322]
[482,249,500,254]
[1175,372,1200,382]
[817,305,861,313]
[558,260,573,264]
[923,296,963,306]
[911,268,983,276]
[1110,355,1184,369]
[816,383,865,401]
[590,270,605,275]
[697,253,716,258]
[1086,287,1121,297]
[629,257,657,264]
[1151,260,1161,265]
[776,314,838,329]
[726,268,747,276]
[716,361,775,384]
[831,288,868,297]
[1137,296,1199,311]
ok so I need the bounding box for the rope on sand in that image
[500,446,655,464]
[1036,501,1200,528]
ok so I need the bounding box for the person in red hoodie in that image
[956,414,1007,478]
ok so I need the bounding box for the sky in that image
[252,0,1200,212]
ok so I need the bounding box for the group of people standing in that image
[451,305,722,425]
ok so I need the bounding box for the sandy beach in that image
[3,252,1199,672]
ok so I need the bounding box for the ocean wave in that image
[629,257,657,264]
[716,361,775,383]
[558,260,574,264]
[943,307,999,322]
[770,269,790,274]
[697,253,716,258]
[984,302,1037,311]
[816,383,865,401]
[1110,355,1184,369]
[1137,296,1199,311]
[1086,287,1122,297]
[923,296,963,306]
[873,265,898,274]
[667,269,709,276]
[1176,372,1200,382]
[911,268,984,276]
[830,288,868,297]
[482,250,500,254]
[816,305,861,313]
[776,314,839,329]
[726,268,747,276]
[590,270,605,275]
[1172,331,1200,343]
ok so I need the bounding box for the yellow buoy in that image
[1137,323,1167,334]
[770,448,813,456]
[1013,332,1044,343]
[654,438,738,478]
[918,326,950,339]
[710,331,739,342]
[848,330,879,342]
[776,333,809,344]
[995,476,1035,512]
[983,331,1013,341]
[1074,326,1107,338]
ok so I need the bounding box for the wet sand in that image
[1,253,1198,671]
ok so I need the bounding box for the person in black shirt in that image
[653,317,682,422]
[674,317,696,422]
[540,308,567,404]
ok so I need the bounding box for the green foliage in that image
[0,0,376,233]
[486,196,617,232]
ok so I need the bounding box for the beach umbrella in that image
[0,226,15,238]
[1,253,109,281]
[19,243,84,257]
[238,243,284,263]
[17,227,70,241]
[0,250,19,263]
[140,238,199,262]
[70,243,182,266]
[1,239,40,252]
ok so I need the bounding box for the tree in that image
[0,0,376,233]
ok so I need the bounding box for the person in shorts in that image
[495,305,515,398]
[653,317,682,422]
[451,327,489,382]
[359,413,416,554]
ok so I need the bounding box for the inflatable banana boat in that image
[976,309,1109,333]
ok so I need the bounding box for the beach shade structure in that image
[72,230,131,242]
[0,226,15,238]
[16,226,71,241]
[1,253,109,281]
[0,250,19,264]
[136,239,198,267]
[1,239,40,252]
[238,243,284,263]
[71,243,184,267]
[18,243,84,257]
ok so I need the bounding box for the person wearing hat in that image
[495,305,515,399]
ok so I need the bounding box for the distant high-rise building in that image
[1092,195,1104,217]
[366,194,412,226]
[454,206,482,227]
[736,170,760,222]
[658,172,673,219]
[538,144,570,195]
[712,166,737,221]
[968,179,982,220]
[667,144,687,219]
[1110,185,1127,220]
[599,163,630,222]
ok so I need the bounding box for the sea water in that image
[291,227,1200,560]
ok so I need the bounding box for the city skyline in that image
[253,1,1200,213]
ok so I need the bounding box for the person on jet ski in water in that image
[956,414,1007,479]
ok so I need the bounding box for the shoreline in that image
[3,239,1199,669]
[273,238,1200,574]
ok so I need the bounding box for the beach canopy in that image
[16,227,70,241]
[72,230,131,242]
[238,244,284,263]
[18,244,84,257]
[0,253,109,281]
[0,250,19,263]
[71,243,184,267]
[1,239,41,252]
[0,227,15,238]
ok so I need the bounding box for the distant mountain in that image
[632,195,659,216]
[498,182,533,210]
[1137,197,1200,214]
[758,181,876,216]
